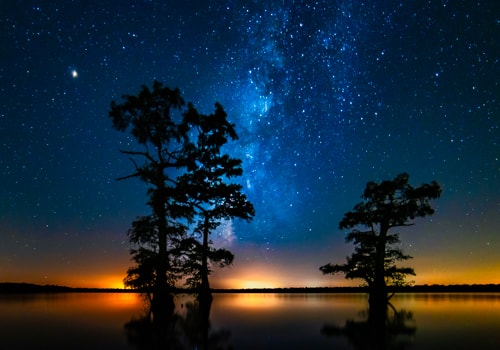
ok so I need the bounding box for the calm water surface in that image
[1,292,499,349]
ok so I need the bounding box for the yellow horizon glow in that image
[6,263,500,289]
[10,275,500,289]
[230,279,278,289]
[228,293,281,309]
[62,270,500,289]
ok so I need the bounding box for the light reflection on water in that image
[391,293,500,350]
[0,293,499,349]
[0,293,145,350]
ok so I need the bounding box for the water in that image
[1,292,499,349]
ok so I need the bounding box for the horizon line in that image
[1,282,500,293]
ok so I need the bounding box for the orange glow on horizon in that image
[8,258,500,289]
[414,270,500,286]
[39,274,126,289]
[79,276,125,289]
[412,257,500,286]
[101,278,126,290]
[232,279,278,289]
[10,265,500,290]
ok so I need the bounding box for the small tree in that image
[177,103,255,300]
[320,173,441,308]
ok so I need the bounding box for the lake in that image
[1,292,499,349]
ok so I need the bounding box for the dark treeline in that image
[214,284,500,293]
[2,282,500,294]
[0,283,126,293]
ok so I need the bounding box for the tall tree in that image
[177,103,255,301]
[320,173,441,309]
[109,81,188,315]
[110,81,254,315]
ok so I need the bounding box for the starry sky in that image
[1,0,498,289]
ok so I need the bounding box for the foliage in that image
[320,229,415,288]
[177,237,235,290]
[175,102,255,293]
[123,215,186,291]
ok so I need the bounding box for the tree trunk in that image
[371,222,388,308]
[199,294,213,350]
[151,178,175,320]
[367,300,388,350]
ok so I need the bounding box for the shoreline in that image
[1,282,499,294]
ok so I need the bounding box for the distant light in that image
[71,69,78,78]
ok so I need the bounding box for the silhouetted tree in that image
[109,81,190,317]
[320,173,441,310]
[176,103,255,302]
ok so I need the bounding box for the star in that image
[0,0,497,289]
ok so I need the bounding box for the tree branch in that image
[116,172,141,181]
[388,223,415,229]
[120,149,156,163]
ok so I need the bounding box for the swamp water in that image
[1,292,499,349]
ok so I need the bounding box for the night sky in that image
[1,1,498,289]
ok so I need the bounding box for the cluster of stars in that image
[0,0,497,286]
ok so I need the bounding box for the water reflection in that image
[321,303,416,350]
[124,312,178,349]
[2,293,499,349]
[124,296,232,350]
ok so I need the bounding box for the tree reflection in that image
[179,298,232,350]
[124,308,180,349]
[321,303,416,350]
[124,297,232,350]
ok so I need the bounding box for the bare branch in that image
[116,172,141,181]
[119,149,155,163]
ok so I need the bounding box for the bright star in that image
[71,69,78,78]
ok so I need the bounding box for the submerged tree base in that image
[151,292,175,324]
[368,289,389,321]
[197,289,213,303]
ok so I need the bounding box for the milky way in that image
[0,1,498,287]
